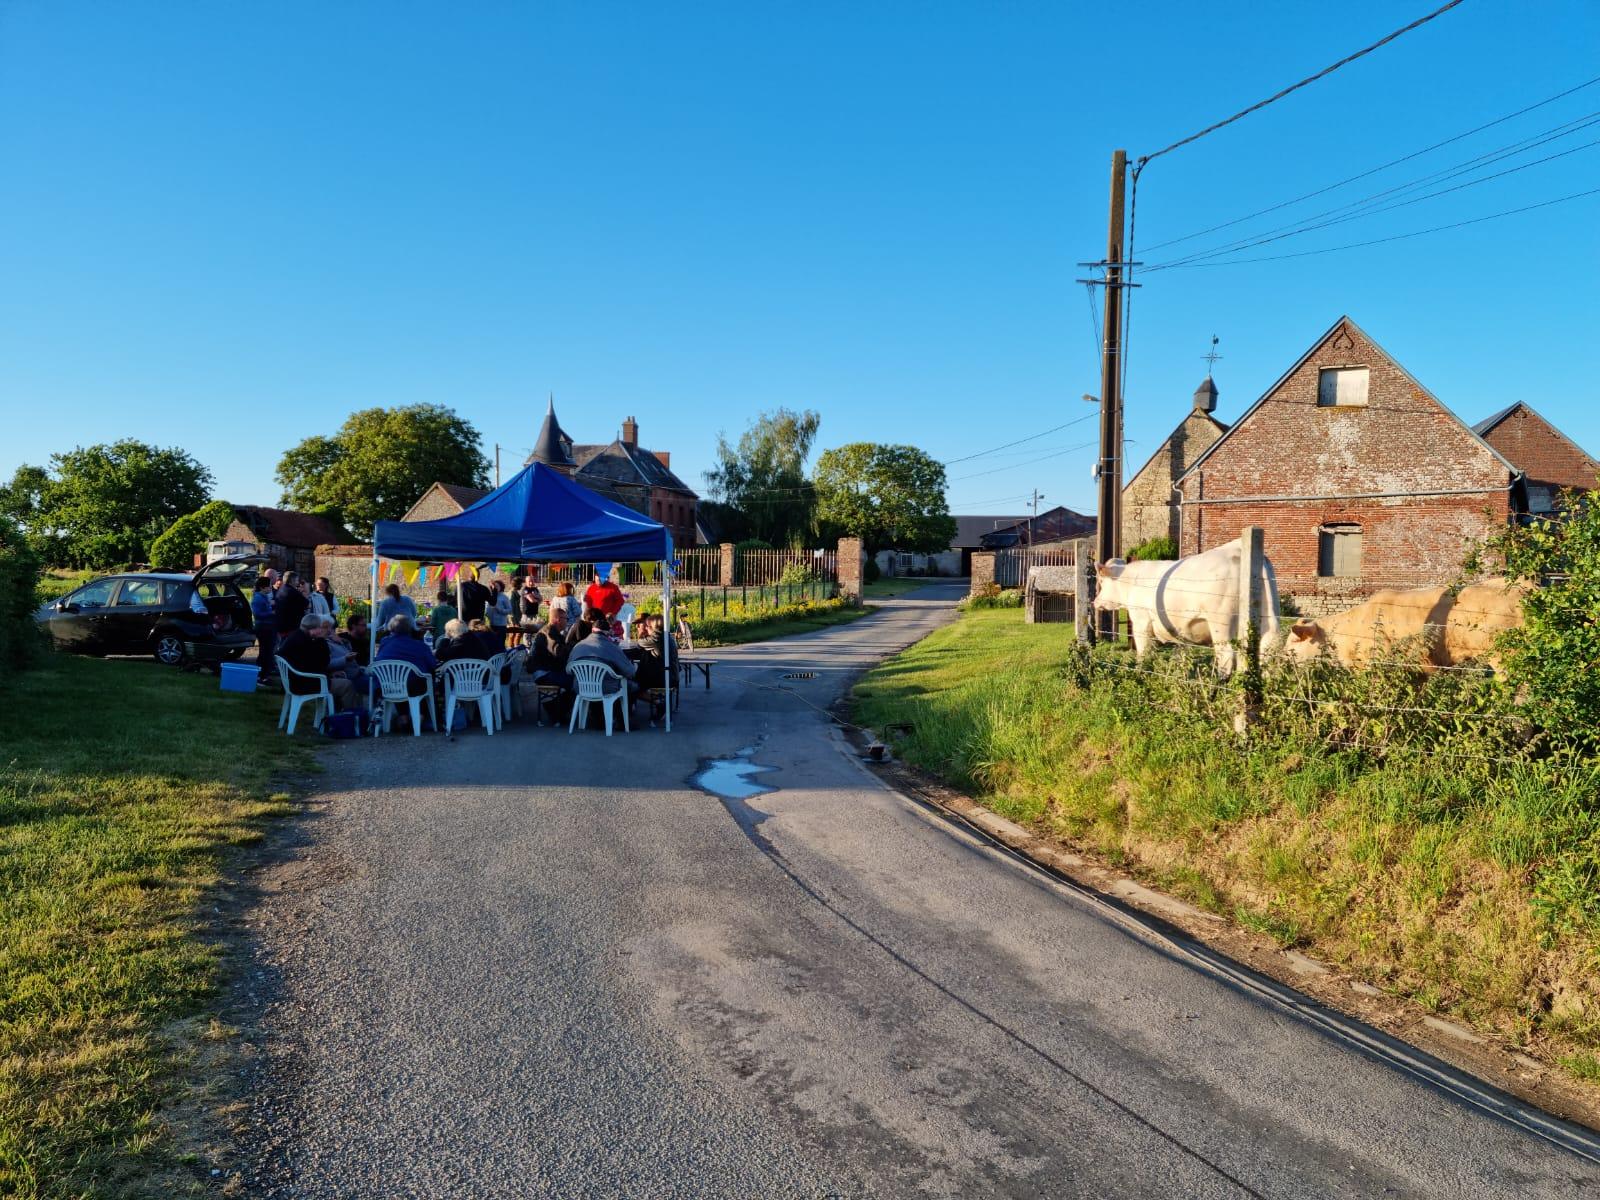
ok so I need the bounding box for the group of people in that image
[254,565,674,731]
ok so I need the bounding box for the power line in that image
[1138,0,1469,166]
[949,439,1099,482]
[1148,139,1600,271]
[1140,73,1600,252]
[941,411,1099,466]
[1148,184,1600,269]
[1147,112,1600,270]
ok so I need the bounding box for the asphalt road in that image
[239,584,1600,1198]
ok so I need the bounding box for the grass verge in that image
[640,595,873,646]
[1,655,305,1199]
[852,608,1600,1077]
[863,578,947,599]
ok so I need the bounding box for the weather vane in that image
[1203,334,1222,375]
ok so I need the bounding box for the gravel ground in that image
[237,585,1600,1198]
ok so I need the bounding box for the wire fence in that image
[993,546,1080,588]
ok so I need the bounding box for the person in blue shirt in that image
[375,583,418,638]
[250,576,277,683]
[374,614,438,695]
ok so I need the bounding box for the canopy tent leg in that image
[368,551,379,730]
[661,560,672,732]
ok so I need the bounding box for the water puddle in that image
[690,747,776,800]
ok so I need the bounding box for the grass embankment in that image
[1,656,303,1199]
[35,571,94,604]
[853,608,1600,1078]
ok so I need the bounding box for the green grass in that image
[682,599,873,646]
[853,607,1600,1079]
[34,571,94,604]
[0,656,306,1199]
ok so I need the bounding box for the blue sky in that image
[2,1,1596,521]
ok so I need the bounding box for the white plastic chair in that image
[277,659,332,735]
[371,659,437,737]
[441,659,497,736]
[568,661,631,736]
[497,647,526,723]
[617,603,637,640]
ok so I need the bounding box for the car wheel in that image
[153,633,186,666]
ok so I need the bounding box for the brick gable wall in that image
[1176,320,1512,614]
[1122,411,1225,549]
[1479,407,1599,496]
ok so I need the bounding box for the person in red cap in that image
[584,569,625,622]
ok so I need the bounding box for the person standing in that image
[486,580,511,650]
[311,577,340,622]
[375,583,417,634]
[553,581,581,627]
[458,573,492,623]
[273,571,309,645]
[584,570,625,620]
[250,576,277,683]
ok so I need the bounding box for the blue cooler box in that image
[220,662,260,692]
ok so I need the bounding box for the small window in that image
[115,580,165,607]
[1318,524,1363,578]
[1317,366,1369,407]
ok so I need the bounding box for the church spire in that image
[527,394,576,469]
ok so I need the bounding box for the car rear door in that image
[101,578,168,653]
[49,577,119,651]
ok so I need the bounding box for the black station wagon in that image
[36,554,264,666]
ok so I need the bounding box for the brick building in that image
[1173,316,1523,616]
[1472,401,1599,517]
[219,505,349,577]
[1121,376,1228,550]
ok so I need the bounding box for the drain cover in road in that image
[781,671,818,680]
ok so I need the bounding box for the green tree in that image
[703,408,821,547]
[7,442,213,568]
[149,499,240,569]
[813,442,956,556]
[0,514,44,670]
[275,404,488,539]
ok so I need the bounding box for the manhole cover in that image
[781,671,818,680]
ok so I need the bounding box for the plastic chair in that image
[441,659,497,736]
[568,661,631,736]
[371,660,437,737]
[617,603,637,640]
[494,649,526,724]
[277,659,333,735]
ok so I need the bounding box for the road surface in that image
[238,584,1600,1197]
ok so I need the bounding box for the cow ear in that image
[1096,562,1109,577]
[1289,622,1316,642]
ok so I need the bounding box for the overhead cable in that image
[1139,0,1468,166]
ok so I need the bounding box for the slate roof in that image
[951,515,1031,549]
[979,506,1096,549]
[436,483,491,509]
[528,398,576,468]
[230,505,349,548]
[575,440,697,495]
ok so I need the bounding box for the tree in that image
[813,443,956,556]
[275,404,488,539]
[149,499,240,569]
[0,515,43,670]
[6,441,214,568]
[703,408,821,547]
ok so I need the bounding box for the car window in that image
[115,579,166,607]
[69,579,117,608]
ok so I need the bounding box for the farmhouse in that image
[219,505,349,577]
[1121,375,1228,551]
[1472,401,1599,517]
[1172,316,1552,616]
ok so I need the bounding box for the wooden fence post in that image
[1236,525,1264,734]
[1073,538,1091,645]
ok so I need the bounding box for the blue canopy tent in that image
[369,462,676,730]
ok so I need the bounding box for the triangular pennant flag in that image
[418,567,428,587]
[401,561,421,586]
[596,561,613,582]
[484,562,498,575]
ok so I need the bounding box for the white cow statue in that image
[1093,537,1280,678]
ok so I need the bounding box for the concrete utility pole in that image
[1084,149,1130,639]
[495,443,502,487]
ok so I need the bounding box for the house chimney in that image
[1192,376,1218,415]
[621,416,638,447]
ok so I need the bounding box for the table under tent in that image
[370,461,677,730]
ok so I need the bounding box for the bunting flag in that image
[443,562,459,582]
[596,561,613,582]
[638,561,657,582]
[484,561,499,575]
[418,567,429,588]
[401,560,421,586]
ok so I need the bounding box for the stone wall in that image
[1122,411,1225,551]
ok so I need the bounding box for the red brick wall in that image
[1479,407,1599,495]
[1177,320,1511,611]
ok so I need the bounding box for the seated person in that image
[430,588,458,641]
[374,615,437,699]
[322,616,365,691]
[435,618,495,664]
[279,613,358,710]
[567,619,639,697]
[633,613,676,692]
[530,606,572,677]
[343,612,372,667]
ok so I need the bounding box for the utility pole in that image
[495,443,502,487]
[1078,149,1133,638]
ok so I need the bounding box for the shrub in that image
[0,515,45,670]
[149,500,237,570]
[960,584,1023,610]
[1128,535,1177,561]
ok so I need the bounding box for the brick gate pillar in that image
[837,537,864,603]
[970,553,996,595]
[719,543,736,587]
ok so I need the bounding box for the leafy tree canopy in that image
[813,442,956,556]
[703,408,820,548]
[275,404,488,539]
[149,499,240,570]
[5,441,213,568]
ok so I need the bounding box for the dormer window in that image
[1318,366,1368,407]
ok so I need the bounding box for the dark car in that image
[36,554,265,666]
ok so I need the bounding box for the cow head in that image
[1282,620,1326,664]
[1092,559,1127,610]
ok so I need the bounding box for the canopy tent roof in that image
[373,462,673,563]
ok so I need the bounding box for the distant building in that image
[401,400,701,548]
[1121,375,1229,551]
[978,505,1096,551]
[1472,401,1599,518]
[947,514,1030,576]
[219,505,349,577]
